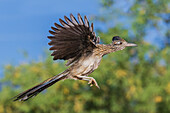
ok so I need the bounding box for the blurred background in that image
[0,0,169,113]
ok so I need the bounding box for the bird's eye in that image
[115,41,122,45]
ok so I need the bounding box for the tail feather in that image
[12,71,68,101]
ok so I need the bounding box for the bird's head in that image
[111,36,137,51]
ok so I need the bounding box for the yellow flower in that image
[14,68,21,78]
[165,82,170,94]
[63,87,69,95]
[0,105,4,113]
[5,107,12,113]
[30,66,40,73]
[154,96,162,103]
[73,82,79,90]
[139,9,146,15]
[52,63,58,68]
[116,69,127,78]
[128,78,134,85]
[130,85,136,93]
[74,97,83,113]
[5,64,12,70]
[14,71,20,78]
[126,85,136,100]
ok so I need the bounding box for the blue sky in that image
[0,0,100,76]
[0,0,168,77]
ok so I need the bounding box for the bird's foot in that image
[88,78,100,89]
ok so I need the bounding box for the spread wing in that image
[48,13,100,66]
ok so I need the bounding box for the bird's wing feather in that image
[48,13,100,66]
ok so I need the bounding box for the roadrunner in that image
[13,13,137,101]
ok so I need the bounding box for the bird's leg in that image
[74,75,100,89]
[88,77,100,89]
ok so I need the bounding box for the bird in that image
[13,13,137,101]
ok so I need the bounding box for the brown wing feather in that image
[48,13,99,66]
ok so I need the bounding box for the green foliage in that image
[0,0,169,113]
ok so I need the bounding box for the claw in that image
[88,78,100,89]
[90,84,93,87]
[75,75,100,89]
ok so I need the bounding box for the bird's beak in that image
[126,43,137,47]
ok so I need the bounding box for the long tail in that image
[12,70,69,101]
